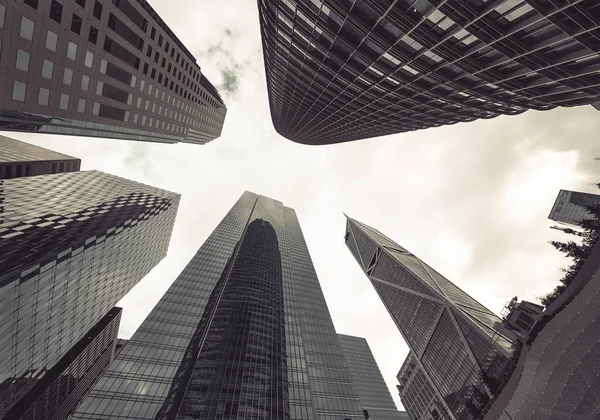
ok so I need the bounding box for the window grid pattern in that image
[0,135,81,180]
[338,334,409,420]
[3,307,122,420]
[0,170,179,418]
[258,0,600,145]
[72,192,363,419]
[344,217,515,420]
[0,0,226,145]
[548,189,600,227]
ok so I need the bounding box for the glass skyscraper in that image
[0,170,179,418]
[258,0,600,145]
[0,135,81,179]
[338,334,409,420]
[72,191,363,419]
[344,217,515,420]
[548,189,600,228]
[0,0,225,144]
[4,307,122,420]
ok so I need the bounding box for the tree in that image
[541,162,600,306]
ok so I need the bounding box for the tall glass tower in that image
[72,192,364,420]
[0,170,179,417]
[258,0,600,145]
[344,217,515,420]
[548,189,600,228]
[338,334,409,420]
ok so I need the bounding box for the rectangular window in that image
[150,27,156,40]
[20,16,35,41]
[107,13,144,50]
[15,49,30,72]
[158,35,163,46]
[59,93,69,109]
[0,5,5,29]
[12,81,27,102]
[81,74,90,91]
[24,0,39,9]
[63,67,74,85]
[98,103,126,121]
[41,59,54,79]
[76,0,86,7]
[67,41,78,60]
[103,36,140,69]
[85,51,94,68]
[77,98,86,113]
[88,26,99,44]
[111,0,147,31]
[37,87,50,106]
[50,1,63,23]
[93,1,103,19]
[71,14,83,34]
[105,60,133,85]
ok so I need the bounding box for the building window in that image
[12,81,27,102]
[41,59,54,79]
[77,98,86,113]
[89,26,99,44]
[0,5,5,29]
[85,51,94,68]
[15,49,30,72]
[67,41,78,60]
[76,0,86,7]
[24,0,39,9]
[59,93,70,109]
[46,30,58,51]
[71,14,83,34]
[81,75,90,91]
[50,0,63,23]
[38,87,50,106]
[20,16,35,41]
[93,1,103,19]
[63,67,74,85]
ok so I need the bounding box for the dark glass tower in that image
[258,0,600,145]
[548,189,600,228]
[3,307,122,420]
[0,170,179,417]
[0,135,81,179]
[344,217,515,420]
[72,191,363,420]
[338,334,409,420]
[0,0,225,144]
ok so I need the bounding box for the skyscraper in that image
[548,189,600,228]
[258,0,600,145]
[344,217,515,420]
[71,191,364,420]
[2,307,122,420]
[0,135,81,179]
[338,334,409,420]
[0,0,225,144]
[0,170,179,417]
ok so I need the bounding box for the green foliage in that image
[541,171,600,307]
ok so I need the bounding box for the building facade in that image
[0,0,225,144]
[344,217,515,420]
[72,191,364,420]
[0,170,179,417]
[397,352,450,420]
[258,0,600,145]
[0,135,80,179]
[338,334,409,420]
[2,307,122,420]
[548,189,600,227]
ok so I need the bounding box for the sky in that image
[4,0,600,411]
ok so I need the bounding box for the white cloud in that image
[4,0,600,410]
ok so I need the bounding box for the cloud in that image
[220,67,241,96]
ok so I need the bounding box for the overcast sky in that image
[5,0,600,410]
